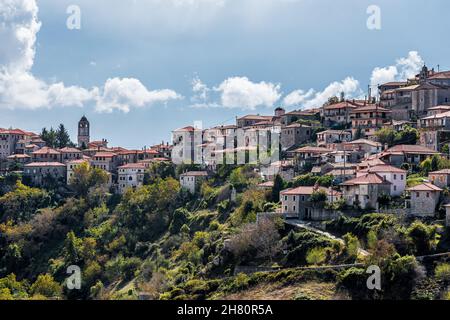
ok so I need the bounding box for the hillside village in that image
[4,65,450,300]
[2,65,450,225]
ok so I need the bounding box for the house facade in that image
[340,173,392,210]
[180,171,208,193]
[118,163,146,194]
[407,183,442,217]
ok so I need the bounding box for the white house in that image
[357,164,407,196]
[118,163,146,194]
[180,171,208,193]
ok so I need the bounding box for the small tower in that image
[78,115,90,149]
[275,107,285,117]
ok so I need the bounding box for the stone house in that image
[59,147,83,164]
[291,146,332,168]
[280,186,342,220]
[31,147,61,163]
[357,165,407,196]
[429,169,450,188]
[344,139,383,156]
[407,183,442,217]
[350,105,392,139]
[321,101,357,126]
[180,171,208,193]
[280,124,312,151]
[379,145,439,167]
[91,152,119,173]
[0,128,34,159]
[24,162,67,186]
[316,130,352,147]
[7,154,31,166]
[340,173,392,210]
[259,160,295,182]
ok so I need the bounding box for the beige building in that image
[407,183,442,217]
[180,171,208,193]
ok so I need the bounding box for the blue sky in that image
[1,0,450,148]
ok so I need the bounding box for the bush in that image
[30,274,62,298]
[435,263,450,283]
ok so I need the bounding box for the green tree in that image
[306,247,327,265]
[69,162,109,197]
[56,124,73,148]
[375,127,396,146]
[271,175,285,203]
[30,274,62,299]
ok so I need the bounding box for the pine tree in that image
[56,124,72,148]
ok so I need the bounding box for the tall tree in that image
[56,124,72,148]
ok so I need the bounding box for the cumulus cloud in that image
[214,77,281,110]
[370,51,424,87]
[95,78,181,113]
[284,77,362,109]
[283,89,314,107]
[0,0,181,112]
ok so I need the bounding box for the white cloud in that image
[0,0,181,112]
[95,78,181,113]
[370,51,424,87]
[283,89,314,107]
[215,77,281,110]
[284,77,362,109]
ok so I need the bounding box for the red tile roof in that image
[359,165,407,174]
[429,169,450,175]
[293,146,332,154]
[32,147,61,155]
[386,145,438,155]
[25,162,66,167]
[323,101,358,110]
[341,173,391,186]
[59,147,81,153]
[281,186,341,196]
[118,163,147,169]
[180,171,208,177]
[93,152,117,158]
[407,183,443,192]
[351,105,391,113]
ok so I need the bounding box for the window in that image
[293,206,296,211]
[416,192,419,198]
[426,192,430,198]
[284,206,288,211]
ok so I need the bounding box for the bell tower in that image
[78,115,90,149]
